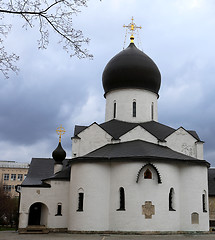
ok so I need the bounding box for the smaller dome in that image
[52,142,66,164]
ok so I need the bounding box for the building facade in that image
[0,161,29,197]
[18,35,210,233]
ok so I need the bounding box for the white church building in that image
[18,31,210,233]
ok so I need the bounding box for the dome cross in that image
[123,17,142,43]
[56,125,66,143]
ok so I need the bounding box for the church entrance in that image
[28,202,48,226]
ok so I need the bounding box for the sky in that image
[1,0,215,166]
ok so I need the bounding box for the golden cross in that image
[56,125,66,143]
[123,17,142,43]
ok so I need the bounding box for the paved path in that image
[1,231,215,240]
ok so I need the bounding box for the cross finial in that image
[123,17,142,43]
[56,125,66,143]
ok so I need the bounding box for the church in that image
[18,21,210,233]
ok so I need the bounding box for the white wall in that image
[71,123,112,157]
[120,125,158,144]
[68,161,209,232]
[69,163,110,231]
[165,127,203,159]
[105,89,158,123]
[19,180,70,229]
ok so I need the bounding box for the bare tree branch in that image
[0,0,93,78]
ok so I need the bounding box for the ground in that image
[1,232,215,240]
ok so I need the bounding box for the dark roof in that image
[208,168,215,196]
[43,166,71,181]
[73,119,201,142]
[74,125,88,136]
[21,158,70,187]
[102,43,161,96]
[71,140,209,166]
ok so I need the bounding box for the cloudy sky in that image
[1,0,215,166]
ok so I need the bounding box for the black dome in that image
[52,142,66,164]
[102,43,161,96]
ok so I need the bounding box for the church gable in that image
[72,122,112,157]
[165,127,202,159]
[120,125,157,144]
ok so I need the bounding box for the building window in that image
[169,188,176,211]
[24,174,27,180]
[11,174,16,181]
[151,102,154,120]
[144,169,152,179]
[18,174,23,181]
[117,187,125,211]
[3,174,9,181]
[77,189,84,212]
[133,101,136,117]
[113,101,116,118]
[191,212,199,224]
[56,203,62,216]
[202,191,207,212]
[3,185,11,192]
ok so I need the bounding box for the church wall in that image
[179,165,209,231]
[109,161,181,231]
[120,125,158,144]
[165,128,201,159]
[105,89,158,123]
[19,181,70,229]
[72,123,112,157]
[69,163,110,231]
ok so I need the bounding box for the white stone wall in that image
[68,161,209,232]
[71,123,112,157]
[120,125,158,144]
[105,89,158,123]
[19,180,70,229]
[69,163,110,231]
[165,127,204,159]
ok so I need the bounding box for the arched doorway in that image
[28,202,48,226]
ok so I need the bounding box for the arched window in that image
[77,188,84,212]
[151,102,154,120]
[133,101,136,117]
[56,203,62,216]
[113,101,116,118]
[202,190,207,212]
[117,187,125,211]
[144,169,152,179]
[169,188,176,211]
[191,212,199,224]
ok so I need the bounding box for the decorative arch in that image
[136,163,162,184]
[28,202,49,226]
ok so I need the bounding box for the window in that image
[133,101,136,117]
[191,212,199,224]
[18,174,23,181]
[77,189,84,212]
[3,185,11,192]
[113,101,116,118]
[144,169,152,179]
[151,102,154,120]
[3,174,9,181]
[169,188,176,211]
[202,191,207,212]
[11,174,16,181]
[56,203,62,216]
[117,187,125,211]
